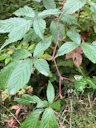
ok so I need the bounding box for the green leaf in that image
[30,95,48,108]
[12,49,32,60]
[0,59,32,94]
[75,78,87,91]
[43,0,56,9]
[0,18,32,50]
[56,42,79,57]
[33,37,51,57]
[34,59,51,76]
[33,0,41,2]
[14,6,35,18]
[33,18,46,39]
[38,9,60,18]
[16,94,48,107]
[36,100,48,108]
[7,59,32,94]
[60,15,78,25]
[51,100,61,110]
[50,20,65,42]
[0,18,30,33]
[85,77,96,89]
[40,108,58,128]
[20,109,43,128]
[47,81,55,104]
[63,0,87,14]
[0,63,16,89]
[82,43,96,63]
[92,41,96,48]
[0,54,8,61]
[91,76,96,89]
[67,29,81,45]
[16,94,36,105]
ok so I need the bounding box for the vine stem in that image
[52,1,65,98]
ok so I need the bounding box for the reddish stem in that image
[52,0,72,98]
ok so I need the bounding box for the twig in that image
[0,103,21,125]
[52,0,69,98]
[69,99,73,128]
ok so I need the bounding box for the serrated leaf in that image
[36,100,48,108]
[40,54,52,61]
[38,9,60,18]
[14,6,35,18]
[67,29,81,45]
[63,0,87,14]
[12,49,31,60]
[0,18,29,33]
[34,59,51,76]
[33,18,46,39]
[61,15,78,25]
[0,18,32,50]
[40,108,58,128]
[82,43,96,63]
[50,20,65,42]
[16,94,36,105]
[0,63,16,89]
[0,59,32,94]
[43,0,56,9]
[30,95,48,108]
[47,81,55,104]
[33,37,51,57]
[7,59,32,94]
[56,42,79,57]
[20,109,43,128]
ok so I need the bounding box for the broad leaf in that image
[82,43,96,63]
[63,0,87,14]
[29,95,48,108]
[20,109,43,128]
[33,0,41,2]
[16,94,36,105]
[34,59,51,76]
[33,37,51,57]
[12,49,32,60]
[75,78,87,91]
[7,59,32,94]
[0,62,17,89]
[85,77,96,89]
[50,20,65,42]
[0,18,31,33]
[67,29,81,45]
[33,18,46,39]
[60,15,78,25]
[0,59,32,94]
[56,42,79,57]
[40,108,58,128]
[0,18,32,50]
[36,100,48,108]
[43,0,56,9]
[38,9,60,18]
[14,6,35,18]
[47,81,55,104]
[51,100,61,110]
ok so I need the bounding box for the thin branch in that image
[51,0,67,98]
[1,103,21,125]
